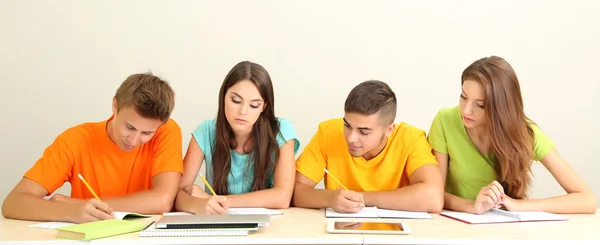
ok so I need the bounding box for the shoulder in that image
[435,106,460,120]
[193,119,216,134]
[391,122,428,143]
[59,120,104,145]
[156,118,182,135]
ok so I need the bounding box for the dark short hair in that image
[344,80,397,125]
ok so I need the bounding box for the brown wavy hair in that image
[212,61,280,195]
[462,56,534,199]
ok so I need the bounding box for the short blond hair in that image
[114,73,175,122]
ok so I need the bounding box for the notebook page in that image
[511,211,569,222]
[441,211,519,224]
[228,208,283,215]
[30,211,150,229]
[29,222,74,229]
[375,208,432,219]
[325,207,379,218]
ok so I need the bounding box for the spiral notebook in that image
[440,208,568,224]
[140,223,249,237]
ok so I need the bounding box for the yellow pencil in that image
[324,168,365,207]
[77,174,101,200]
[198,173,217,196]
[324,168,349,190]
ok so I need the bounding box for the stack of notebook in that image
[140,213,271,237]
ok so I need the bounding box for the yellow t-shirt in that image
[296,118,438,191]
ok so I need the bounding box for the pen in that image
[78,174,101,200]
[323,168,365,207]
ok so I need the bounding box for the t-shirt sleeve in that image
[24,132,75,195]
[427,110,448,154]
[295,122,328,183]
[276,119,300,155]
[191,120,214,158]
[531,123,556,161]
[151,119,184,177]
[406,132,439,176]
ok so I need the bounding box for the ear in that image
[385,123,395,137]
[112,97,118,115]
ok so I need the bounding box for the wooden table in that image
[1,208,599,245]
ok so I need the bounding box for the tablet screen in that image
[333,222,405,231]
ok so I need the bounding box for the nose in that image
[131,133,141,146]
[462,103,473,116]
[347,131,359,143]
[240,104,248,115]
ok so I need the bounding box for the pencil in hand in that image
[323,168,365,207]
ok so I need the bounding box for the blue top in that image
[192,118,300,194]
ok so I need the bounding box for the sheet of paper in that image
[29,221,74,229]
[228,208,283,215]
[376,208,432,219]
[511,211,568,222]
[441,211,518,224]
[113,211,151,220]
[29,211,150,230]
[162,212,193,216]
[325,207,379,218]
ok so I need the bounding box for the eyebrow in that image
[343,118,372,131]
[461,89,484,102]
[231,92,263,102]
[125,122,156,134]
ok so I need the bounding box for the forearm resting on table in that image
[174,189,202,214]
[226,187,292,209]
[2,192,74,222]
[363,183,443,212]
[514,192,597,214]
[292,184,335,209]
[443,192,476,213]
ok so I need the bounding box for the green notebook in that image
[55,219,146,241]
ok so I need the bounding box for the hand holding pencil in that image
[324,168,366,213]
[195,173,230,215]
[64,174,114,224]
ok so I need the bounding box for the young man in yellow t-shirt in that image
[292,80,443,213]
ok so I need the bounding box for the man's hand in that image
[67,198,114,224]
[329,188,364,213]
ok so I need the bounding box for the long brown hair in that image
[462,56,534,199]
[212,61,280,195]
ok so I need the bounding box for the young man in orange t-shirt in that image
[1,73,183,223]
[292,80,444,213]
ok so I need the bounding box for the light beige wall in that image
[0,0,598,205]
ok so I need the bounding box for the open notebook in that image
[29,212,150,229]
[441,208,568,224]
[325,206,432,219]
[163,208,283,216]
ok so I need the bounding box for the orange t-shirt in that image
[24,116,184,199]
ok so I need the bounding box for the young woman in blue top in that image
[175,61,300,215]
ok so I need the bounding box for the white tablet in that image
[326,220,411,235]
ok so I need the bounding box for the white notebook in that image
[325,206,432,219]
[440,208,569,224]
[29,211,150,229]
[163,208,283,216]
[140,224,249,237]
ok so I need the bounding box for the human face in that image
[108,101,164,152]
[224,80,265,135]
[460,79,486,129]
[343,112,393,160]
